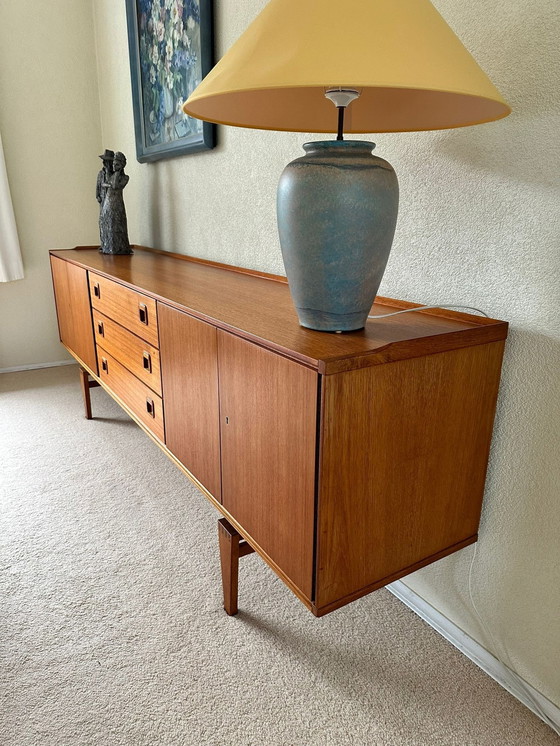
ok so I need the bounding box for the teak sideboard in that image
[50,246,508,617]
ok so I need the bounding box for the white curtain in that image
[0,131,24,282]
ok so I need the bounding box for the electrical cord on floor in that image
[467,543,560,734]
[368,304,490,320]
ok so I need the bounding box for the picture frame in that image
[125,0,215,163]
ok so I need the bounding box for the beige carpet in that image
[1,365,557,746]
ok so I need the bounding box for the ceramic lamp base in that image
[277,140,399,332]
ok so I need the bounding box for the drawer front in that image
[89,272,158,347]
[93,311,162,395]
[97,347,164,442]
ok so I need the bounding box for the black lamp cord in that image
[337,107,345,141]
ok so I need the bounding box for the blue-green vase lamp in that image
[183,0,510,332]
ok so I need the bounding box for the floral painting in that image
[126,0,215,161]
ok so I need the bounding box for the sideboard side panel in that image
[158,302,222,501]
[50,256,97,374]
[315,341,506,610]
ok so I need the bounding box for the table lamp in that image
[183,0,511,332]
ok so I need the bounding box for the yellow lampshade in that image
[183,0,510,133]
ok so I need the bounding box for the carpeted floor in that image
[1,365,557,746]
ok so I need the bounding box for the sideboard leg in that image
[78,367,100,420]
[218,518,255,616]
[79,367,93,419]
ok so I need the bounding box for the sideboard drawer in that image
[97,348,165,442]
[93,311,162,395]
[89,272,159,347]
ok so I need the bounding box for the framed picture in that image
[125,0,215,162]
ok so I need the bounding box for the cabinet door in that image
[218,331,318,601]
[50,256,97,373]
[158,303,221,500]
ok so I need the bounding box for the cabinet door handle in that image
[93,282,100,298]
[138,303,148,325]
[142,351,152,373]
[97,320,104,336]
[101,357,108,373]
[146,398,155,417]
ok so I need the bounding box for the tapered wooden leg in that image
[78,367,100,420]
[218,518,255,616]
[79,367,93,419]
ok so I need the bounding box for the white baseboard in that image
[387,580,559,733]
[0,360,75,374]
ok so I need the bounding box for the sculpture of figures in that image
[96,149,114,251]
[98,150,132,255]
[96,149,114,207]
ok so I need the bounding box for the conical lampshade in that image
[183,0,510,133]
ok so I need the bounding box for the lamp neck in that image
[325,88,360,141]
[337,107,345,141]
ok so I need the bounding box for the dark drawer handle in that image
[138,303,148,326]
[93,282,100,298]
[97,320,104,336]
[142,351,152,373]
[101,357,108,373]
[146,398,155,417]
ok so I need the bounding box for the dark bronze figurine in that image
[97,149,132,255]
[96,149,113,250]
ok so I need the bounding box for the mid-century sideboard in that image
[50,246,508,617]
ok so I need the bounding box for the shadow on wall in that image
[144,163,163,249]
[147,159,181,251]
[439,4,560,687]
[139,137,226,255]
[475,329,560,690]
[403,329,560,703]
[435,112,559,191]
[435,0,560,190]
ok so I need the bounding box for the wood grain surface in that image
[50,256,97,373]
[89,270,159,347]
[52,248,508,374]
[218,330,319,601]
[93,311,161,395]
[96,347,165,442]
[158,303,221,500]
[50,247,509,617]
[315,341,506,611]
[78,367,94,419]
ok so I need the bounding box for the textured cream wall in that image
[92,0,560,709]
[0,0,102,369]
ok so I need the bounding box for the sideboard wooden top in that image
[50,246,508,373]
